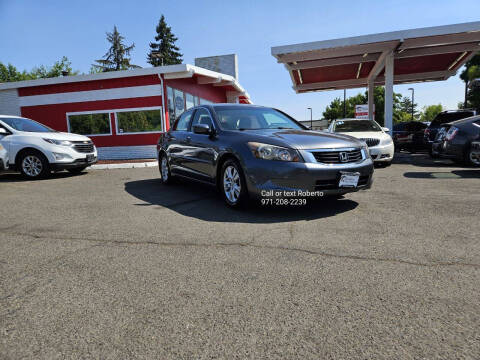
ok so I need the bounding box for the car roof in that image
[0,115,26,118]
[448,115,480,126]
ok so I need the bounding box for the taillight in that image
[424,128,431,136]
[446,127,458,141]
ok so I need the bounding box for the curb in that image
[90,161,158,170]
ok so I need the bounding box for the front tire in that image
[19,151,50,179]
[159,152,174,184]
[221,159,248,208]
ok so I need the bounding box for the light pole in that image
[307,107,312,129]
[408,88,414,121]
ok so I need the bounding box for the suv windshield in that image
[0,117,54,132]
[334,120,381,132]
[430,111,475,126]
[214,107,304,131]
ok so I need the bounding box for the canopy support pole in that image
[384,52,394,134]
[368,80,374,121]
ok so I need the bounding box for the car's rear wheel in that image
[159,152,174,184]
[221,159,248,208]
[67,166,87,174]
[19,151,50,179]
[466,146,480,167]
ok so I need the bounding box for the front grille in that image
[359,138,380,147]
[314,175,370,190]
[72,141,94,153]
[312,149,363,164]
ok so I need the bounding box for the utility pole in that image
[408,88,415,121]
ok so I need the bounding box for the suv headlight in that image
[361,144,371,159]
[43,138,73,146]
[248,142,301,162]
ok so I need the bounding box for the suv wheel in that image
[221,159,248,208]
[20,151,50,179]
[159,153,174,184]
[466,145,480,167]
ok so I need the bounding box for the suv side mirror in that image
[382,127,389,132]
[193,124,212,135]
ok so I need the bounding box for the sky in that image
[1,0,479,120]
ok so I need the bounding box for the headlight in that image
[43,138,73,146]
[248,142,301,162]
[361,144,371,159]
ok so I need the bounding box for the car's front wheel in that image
[466,145,480,167]
[159,152,174,184]
[221,159,248,208]
[19,151,50,179]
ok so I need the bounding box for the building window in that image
[116,108,163,134]
[199,98,213,105]
[173,89,185,120]
[185,93,195,110]
[167,86,175,124]
[194,96,200,106]
[67,112,111,136]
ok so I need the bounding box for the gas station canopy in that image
[271,22,480,93]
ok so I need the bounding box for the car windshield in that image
[214,107,304,131]
[430,112,475,126]
[0,117,54,132]
[334,120,381,132]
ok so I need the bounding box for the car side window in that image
[190,108,213,131]
[173,111,193,131]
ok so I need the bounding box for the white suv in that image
[0,115,97,178]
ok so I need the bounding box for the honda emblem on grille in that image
[339,152,348,162]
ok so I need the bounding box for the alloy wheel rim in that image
[470,150,480,165]
[223,165,241,203]
[161,157,169,181]
[22,155,42,177]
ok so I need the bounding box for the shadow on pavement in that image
[404,169,480,179]
[0,171,87,182]
[124,178,358,224]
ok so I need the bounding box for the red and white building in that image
[0,64,251,159]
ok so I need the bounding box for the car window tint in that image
[190,108,213,130]
[431,112,474,126]
[174,111,192,131]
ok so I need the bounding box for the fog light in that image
[52,152,72,160]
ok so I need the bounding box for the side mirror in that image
[382,127,389,132]
[193,124,212,135]
[0,128,9,135]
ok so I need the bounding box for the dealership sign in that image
[354,104,375,119]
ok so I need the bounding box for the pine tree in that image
[93,26,139,72]
[147,15,183,66]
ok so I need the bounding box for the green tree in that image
[420,104,443,123]
[0,57,78,83]
[460,52,480,110]
[147,15,183,66]
[93,26,139,72]
[397,96,419,120]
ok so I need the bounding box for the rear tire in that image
[465,145,480,167]
[19,150,50,179]
[159,152,174,184]
[220,159,248,208]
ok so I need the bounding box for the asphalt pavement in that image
[0,153,479,359]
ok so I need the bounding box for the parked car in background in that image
[0,141,8,171]
[431,116,480,166]
[424,110,476,156]
[392,121,428,153]
[157,105,374,208]
[0,115,98,179]
[327,119,394,166]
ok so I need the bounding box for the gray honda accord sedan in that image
[157,104,374,207]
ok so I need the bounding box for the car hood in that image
[15,131,91,142]
[239,129,364,150]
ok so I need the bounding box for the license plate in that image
[339,172,360,188]
[86,154,95,163]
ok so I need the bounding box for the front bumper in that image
[244,157,374,199]
[369,143,394,162]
